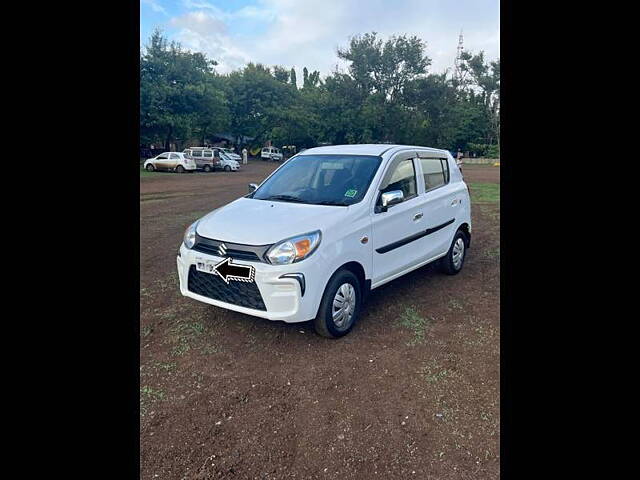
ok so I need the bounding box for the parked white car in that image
[213,149,240,171]
[177,144,471,338]
[144,152,196,173]
[221,148,242,162]
[261,146,283,161]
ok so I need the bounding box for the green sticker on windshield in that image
[344,189,357,198]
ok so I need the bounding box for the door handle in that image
[413,212,423,221]
[451,199,460,206]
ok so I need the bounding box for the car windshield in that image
[252,154,382,206]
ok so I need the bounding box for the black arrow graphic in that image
[213,257,255,284]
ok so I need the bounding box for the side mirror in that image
[379,190,404,212]
[248,183,258,193]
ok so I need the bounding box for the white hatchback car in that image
[177,144,471,338]
[144,152,196,173]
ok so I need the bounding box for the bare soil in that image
[140,161,500,479]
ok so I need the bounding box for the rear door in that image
[168,153,181,169]
[371,151,425,285]
[413,152,459,260]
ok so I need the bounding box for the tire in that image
[203,165,212,173]
[175,165,185,174]
[438,229,468,275]
[224,165,231,172]
[145,164,155,172]
[314,269,361,338]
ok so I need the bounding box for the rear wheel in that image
[175,165,185,174]
[438,230,468,275]
[314,269,361,338]
[145,164,155,172]
[203,164,212,173]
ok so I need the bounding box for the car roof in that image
[299,144,449,157]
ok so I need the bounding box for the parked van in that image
[183,147,221,172]
[261,146,283,162]
[177,144,471,338]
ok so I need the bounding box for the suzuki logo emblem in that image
[217,243,228,256]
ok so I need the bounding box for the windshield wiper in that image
[261,194,307,203]
[313,200,349,206]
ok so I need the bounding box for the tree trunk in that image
[165,126,173,151]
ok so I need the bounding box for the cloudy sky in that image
[141,0,499,81]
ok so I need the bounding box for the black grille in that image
[193,233,271,263]
[187,266,267,311]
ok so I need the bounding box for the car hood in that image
[196,197,350,245]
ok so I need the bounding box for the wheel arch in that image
[458,222,471,248]
[332,261,371,303]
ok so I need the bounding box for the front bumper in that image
[177,243,320,323]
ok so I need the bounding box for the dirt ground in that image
[140,162,500,480]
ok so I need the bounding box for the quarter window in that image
[381,159,417,199]
[420,158,447,191]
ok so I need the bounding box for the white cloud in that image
[142,0,168,16]
[161,0,499,77]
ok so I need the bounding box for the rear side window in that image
[420,158,447,191]
[191,150,202,157]
[203,151,212,158]
[169,153,180,159]
[382,159,417,199]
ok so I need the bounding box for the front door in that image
[371,152,425,285]
[154,153,170,170]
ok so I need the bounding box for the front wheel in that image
[145,164,155,172]
[224,165,231,172]
[438,230,468,275]
[314,269,361,338]
[175,165,185,174]
[203,165,212,173]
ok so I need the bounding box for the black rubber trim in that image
[375,218,455,254]
[279,273,306,297]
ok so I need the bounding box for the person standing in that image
[242,147,248,165]
[456,149,463,168]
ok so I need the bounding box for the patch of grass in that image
[447,298,464,311]
[154,361,177,372]
[140,386,165,416]
[483,246,500,260]
[201,344,221,355]
[140,167,163,178]
[398,306,433,345]
[468,183,500,204]
[170,320,205,357]
[141,325,153,338]
[419,361,459,385]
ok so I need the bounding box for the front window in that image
[252,154,382,206]
[381,159,417,199]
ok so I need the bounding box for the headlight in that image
[183,221,198,249]
[266,231,321,265]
